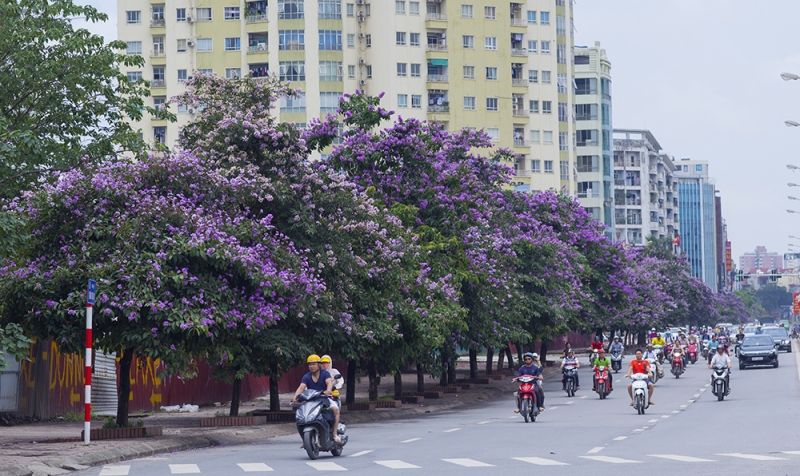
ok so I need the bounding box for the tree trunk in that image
[346,360,357,406]
[468,348,478,380]
[485,347,494,375]
[539,340,549,367]
[505,347,514,369]
[439,350,448,386]
[393,371,402,401]
[229,377,242,417]
[268,372,280,412]
[515,343,523,367]
[116,348,134,427]
[497,347,505,371]
[447,358,456,385]
[416,363,425,394]
[366,359,379,401]
[638,330,647,347]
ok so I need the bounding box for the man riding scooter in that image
[291,354,342,444]
[591,349,613,393]
[514,352,545,413]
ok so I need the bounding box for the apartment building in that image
[117,0,575,193]
[573,42,612,237]
[612,129,679,246]
[674,158,718,291]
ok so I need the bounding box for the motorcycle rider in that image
[514,352,545,413]
[610,336,625,356]
[292,354,341,443]
[626,349,655,406]
[651,333,666,347]
[642,343,658,361]
[560,349,580,390]
[592,349,613,392]
[707,335,719,364]
[590,336,604,353]
[320,355,344,406]
[671,341,686,369]
[708,345,732,394]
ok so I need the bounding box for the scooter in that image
[687,342,698,364]
[701,339,710,359]
[588,349,599,367]
[631,373,650,415]
[593,365,611,399]
[513,375,539,423]
[646,357,662,384]
[562,365,578,397]
[653,345,664,365]
[610,351,623,373]
[295,390,348,460]
[671,352,685,378]
[711,365,730,401]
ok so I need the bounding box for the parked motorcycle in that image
[610,351,623,373]
[687,342,698,364]
[671,352,685,378]
[295,390,348,460]
[631,373,650,415]
[711,365,730,401]
[593,365,611,399]
[562,365,578,397]
[513,375,540,423]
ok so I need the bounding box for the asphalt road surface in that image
[77,343,800,476]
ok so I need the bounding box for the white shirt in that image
[710,353,732,368]
[328,367,344,390]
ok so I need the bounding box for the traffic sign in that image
[87,279,96,305]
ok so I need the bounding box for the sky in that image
[76,0,800,260]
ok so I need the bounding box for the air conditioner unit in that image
[358,33,364,39]
[357,0,364,4]
[187,40,195,47]
[358,58,365,65]
[186,15,193,22]
[359,80,366,85]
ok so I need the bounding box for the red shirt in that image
[630,359,649,374]
[591,341,603,351]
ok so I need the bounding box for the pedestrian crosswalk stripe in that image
[375,460,421,469]
[169,464,201,474]
[307,461,348,471]
[650,454,715,462]
[99,466,130,476]
[443,458,494,467]
[513,456,569,466]
[717,453,788,461]
[580,456,641,464]
[237,462,274,472]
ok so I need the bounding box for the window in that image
[559,132,569,150]
[224,37,241,51]
[224,6,240,19]
[397,62,407,77]
[541,41,551,54]
[126,10,141,23]
[484,36,497,50]
[320,92,341,113]
[346,3,354,16]
[320,0,342,18]
[319,30,342,50]
[196,38,212,52]
[410,32,420,46]
[560,160,569,180]
[531,160,541,173]
[225,68,241,79]
[280,94,306,113]
[347,64,356,79]
[409,1,420,14]
[527,10,536,23]
[527,40,537,53]
[347,34,355,48]
[486,128,499,142]
[557,73,567,93]
[485,67,497,80]
[558,102,568,122]
[577,155,599,172]
[197,68,213,76]
[529,100,539,113]
[543,131,553,144]
[152,35,165,55]
[463,65,474,79]
[197,7,212,21]
[410,63,421,77]
[279,30,305,50]
[529,130,540,143]
[486,97,498,111]
[396,32,407,45]
[574,55,590,65]
[463,96,476,110]
[695,164,703,172]
[397,94,408,107]
[411,94,421,108]
[528,69,538,83]
[484,6,495,19]
[178,103,189,113]
[320,61,342,81]
[540,11,550,24]
[396,0,406,14]
[153,126,166,145]
[151,4,165,21]
[575,104,598,121]
[576,129,599,146]
[177,39,188,52]
[461,4,473,17]
[127,71,143,82]
[366,65,372,78]
[462,35,474,48]
[126,41,142,55]
[541,70,551,83]
[365,34,372,47]
[577,182,599,198]
[176,8,186,21]
[279,61,306,81]
[278,0,304,18]
[542,101,552,114]
[152,66,165,84]
[177,69,187,82]
[557,44,567,64]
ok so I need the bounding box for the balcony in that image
[427,74,448,82]
[512,108,527,117]
[511,16,526,27]
[248,43,268,54]
[150,18,165,27]
[428,104,449,113]
[426,42,447,51]
[513,138,525,147]
[515,169,532,177]
[246,13,267,22]
[426,12,447,20]
[150,79,166,88]
[150,49,165,58]
[512,78,527,87]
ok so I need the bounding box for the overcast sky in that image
[77,0,799,260]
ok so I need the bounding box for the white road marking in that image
[401,437,422,443]
[513,456,569,466]
[632,428,644,432]
[477,420,491,425]
[100,466,130,476]
[587,447,604,454]
[348,450,374,458]
[443,458,494,467]
[613,436,627,441]
[564,401,575,405]
[661,415,670,419]
[704,383,710,387]
[679,404,688,408]
[648,419,658,423]
[581,456,641,464]
[549,406,560,410]
[693,394,701,398]
[237,463,274,472]
[443,428,461,433]
[169,465,201,474]
[306,461,348,471]
[782,450,800,455]
[580,395,588,399]
[650,454,715,462]
[700,388,707,392]
[375,460,421,469]
[672,410,680,414]
[717,453,788,461]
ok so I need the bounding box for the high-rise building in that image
[117,0,575,194]
[739,246,783,274]
[573,42,613,237]
[675,158,718,291]
[611,129,679,246]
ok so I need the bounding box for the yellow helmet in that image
[306,354,321,364]
[320,355,332,364]
[332,389,340,398]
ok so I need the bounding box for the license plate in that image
[752,357,763,361]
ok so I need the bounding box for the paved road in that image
[78,343,800,476]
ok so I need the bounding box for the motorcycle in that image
[687,343,698,364]
[646,357,662,383]
[610,351,623,373]
[588,349,599,367]
[513,375,540,423]
[294,389,348,460]
[711,365,730,401]
[670,352,685,378]
[631,373,650,415]
[701,339,710,359]
[562,365,578,397]
[593,365,611,399]
[653,345,664,365]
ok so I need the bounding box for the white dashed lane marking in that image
[443,428,461,433]
[650,454,715,462]
[169,465,201,474]
[717,453,788,461]
[513,456,569,466]
[99,466,130,476]
[348,450,374,458]
[443,458,494,467]
[581,456,641,464]
[375,460,421,469]
[613,436,628,441]
[587,447,604,454]
[306,461,348,471]
[237,463,274,472]
[401,437,422,443]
